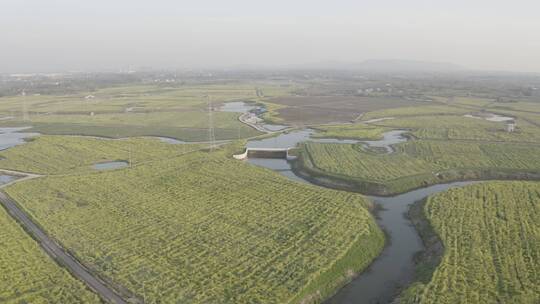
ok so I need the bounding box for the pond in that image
[247,128,408,153]
[157,137,187,144]
[219,101,289,132]
[218,101,259,113]
[464,113,514,122]
[93,161,129,171]
[0,174,19,186]
[0,127,40,151]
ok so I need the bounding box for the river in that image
[0,127,39,150]
[245,128,478,304]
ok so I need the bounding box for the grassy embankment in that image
[0,204,100,303]
[401,181,540,304]
[1,137,384,303]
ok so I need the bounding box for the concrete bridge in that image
[234,147,295,160]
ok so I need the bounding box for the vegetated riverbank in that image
[400,182,540,303]
[293,155,540,196]
[405,198,444,293]
[293,141,540,196]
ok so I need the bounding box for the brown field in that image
[267,96,429,124]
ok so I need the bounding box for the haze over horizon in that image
[2,0,539,73]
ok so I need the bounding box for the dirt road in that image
[0,191,129,304]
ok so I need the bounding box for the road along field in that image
[2,139,384,304]
[0,196,101,303]
[401,181,540,304]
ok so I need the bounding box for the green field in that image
[7,111,261,141]
[295,107,540,195]
[297,139,540,195]
[3,139,384,303]
[0,84,297,140]
[401,181,540,304]
[0,205,99,303]
[0,135,205,174]
[361,104,470,120]
[311,123,388,140]
[373,115,540,143]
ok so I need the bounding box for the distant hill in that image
[355,59,464,72]
[290,59,465,72]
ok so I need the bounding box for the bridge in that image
[233,147,295,160]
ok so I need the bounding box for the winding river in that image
[245,128,478,304]
[0,103,489,303]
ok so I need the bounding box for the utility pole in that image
[129,144,132,168]
[22,89,29,121]
[207,95,215,151]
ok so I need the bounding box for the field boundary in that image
[0,176,136,304]
[293,152,540,196]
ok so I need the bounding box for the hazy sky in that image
[2,0,540,73]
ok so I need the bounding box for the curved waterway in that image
[0,127,39,150]
[245,130,478,304]
[246,128,408,153]
[219,101,289,132]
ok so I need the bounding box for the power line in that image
[207,95,215,151]
[22,89,29,121]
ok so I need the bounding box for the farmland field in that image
[3,141,384,303]
[0,135,205,174]
[0,203,99,303]
[401,181,540,304]
[375,115,540,143]
[265,96,428,124]
[360,104,470,120]
[0,84,296,140]
[297,140,540,195]
[2,110,261,141]
[312,123,388,140]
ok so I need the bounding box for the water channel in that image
[245,126,479,304]
[0,103,486,303]
[0,127,39,151]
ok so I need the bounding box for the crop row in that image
[0,135,206,174]
[0,205,99,303]
[401,181,540,303]
[6,149,384,303]
[302,139,540,183]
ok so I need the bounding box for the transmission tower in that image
[22,90,29,121]
[207,95,216,151]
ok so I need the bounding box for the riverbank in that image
[293,151,540,196]
[290,218,385,304]
[405,198,444,294]
[399,182,540,303]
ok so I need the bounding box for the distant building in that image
[506,121,516,133]
[85,95,95,100]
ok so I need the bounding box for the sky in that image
[2,0,540,73]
